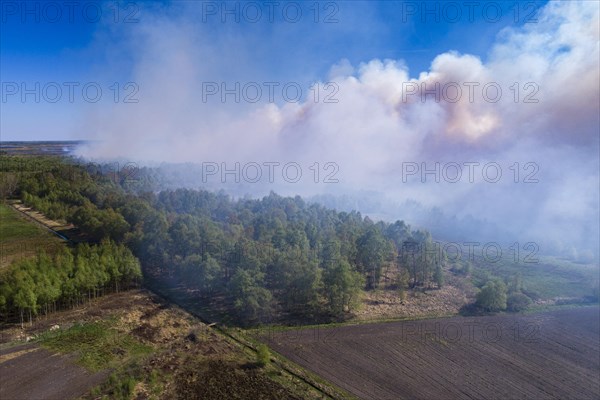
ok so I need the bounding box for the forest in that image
[0,156,446,325]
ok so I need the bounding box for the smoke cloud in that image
[75,1,600,260]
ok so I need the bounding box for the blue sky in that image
[1,0,548,141]
[1,1,598,258]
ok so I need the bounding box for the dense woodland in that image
[0,156,449,325]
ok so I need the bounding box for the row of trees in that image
[0,240,141,326]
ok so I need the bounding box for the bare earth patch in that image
[356,274,474,321]
[12,203,73,231]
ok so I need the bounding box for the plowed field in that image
[266,307,600,400]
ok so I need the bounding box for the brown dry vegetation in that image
[356,272,474,321]
[9,201,88,243]
[12,203,72,230]
[0,290,338,400]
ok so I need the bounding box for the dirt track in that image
[0,344,108,400]
[266,306,600,400]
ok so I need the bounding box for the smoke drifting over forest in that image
[75,1,600,260]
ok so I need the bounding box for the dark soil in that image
[266,306,600,400]
[0,344,108,400]
[174,359,303,400]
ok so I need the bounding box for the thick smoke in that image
[75,1,600,261]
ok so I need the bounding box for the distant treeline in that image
[0,156,445,325]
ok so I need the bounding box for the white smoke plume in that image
[75,1,600,260]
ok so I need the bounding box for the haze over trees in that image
[3,156,598,326]
[0,157,447,325]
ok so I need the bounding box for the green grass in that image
[39,321,152,371]
[0,203,45,239]
[473,252,599,300]
[0,203,64,268]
